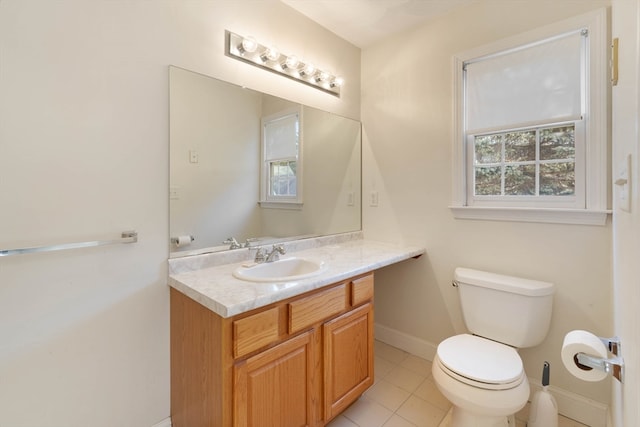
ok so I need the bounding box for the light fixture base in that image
[225,30,342,97]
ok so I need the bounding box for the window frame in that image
[450,8,610,225]
[467,120,585,209]
[260,106,304,209]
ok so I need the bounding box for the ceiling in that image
[280,0,477,48]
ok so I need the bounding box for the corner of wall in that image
[374,323,438,361]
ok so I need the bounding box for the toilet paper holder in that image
[171,235,195,245]
[574,336,624,383]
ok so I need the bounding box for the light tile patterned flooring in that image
[326,340,589,427]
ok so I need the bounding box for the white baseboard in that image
[374,323,438,362]
[151,417,172,427]
[374,324,608,427]
[528,380,608,427]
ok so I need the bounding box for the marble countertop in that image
[168,237,425,318]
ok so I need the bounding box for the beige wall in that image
[0,1,360,426]
[362,0,613,406]
[170,66,263,252]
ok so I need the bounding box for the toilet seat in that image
[436,334,524,390]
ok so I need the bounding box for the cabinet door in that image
[323,303,374,422]
[234,331,314,427]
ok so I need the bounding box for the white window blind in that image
[465,31,584,133]
[264,113,298,160]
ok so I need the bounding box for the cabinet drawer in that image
[289,284,347,333]
[233,307,280,358]
[351,274,374,306]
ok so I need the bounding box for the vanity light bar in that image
[225,30,343,97]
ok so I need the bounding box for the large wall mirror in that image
[169,66,362,257]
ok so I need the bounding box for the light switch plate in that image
[170,186,180,200]
[370,191,379,207]
[189,150,199,164]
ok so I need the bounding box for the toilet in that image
[432,268,555,427]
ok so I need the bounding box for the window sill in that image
[259,201,303,210]
[449,206,611,226]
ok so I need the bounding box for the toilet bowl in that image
[432,334,530,427]
[432,268,555,427]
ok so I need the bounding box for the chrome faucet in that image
[265,244,286,262]
[252,244,286,263]
[223,237,242,250]
[253,247,266,263]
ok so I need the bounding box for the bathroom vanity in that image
[167,67,423,426]
[168,234,424,427]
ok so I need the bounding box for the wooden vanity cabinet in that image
[234,331,315,427]
[323,303,374,421]
[170,272,375,427]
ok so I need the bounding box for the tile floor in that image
[326,340,589,427]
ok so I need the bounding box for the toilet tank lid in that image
[454,268,555,297]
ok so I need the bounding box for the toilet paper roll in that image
[561,330,608,382]
[175,235,193,248]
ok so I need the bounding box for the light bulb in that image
[239,36,258,54]
[260,46,280,62]
[315,71,330,83]
[300,62,315,77]
[282,55,299,70]
[330,77,344,88]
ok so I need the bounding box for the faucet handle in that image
[253,246,266,263]
[273,244,286,254]
[223,237,241,249]
[243,237,258,248]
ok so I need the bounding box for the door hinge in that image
[611,38,619,86]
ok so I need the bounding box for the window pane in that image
[475,166,501,195]
[471,122,579,200]
[540,162,574,195]
[540,125,575,160]
[505,130,536,162]
[505,164,536,195]
[269,160,297,196]
[474,135,501,164]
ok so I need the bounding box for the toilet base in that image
[450,407,516,427]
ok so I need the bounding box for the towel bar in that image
[0,231,138,257]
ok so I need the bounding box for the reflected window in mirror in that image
[261,107,303,207]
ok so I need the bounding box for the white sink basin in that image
[233,257,327,282]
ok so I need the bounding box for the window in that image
[269,160,297,197]
[451,9,609,225]
[470,122,583,207]
[261,107,303,207]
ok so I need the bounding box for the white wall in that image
[611,1,640,425]
[361,0,613,408]
[0,1,360,426]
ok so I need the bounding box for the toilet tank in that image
[454,268,555,348]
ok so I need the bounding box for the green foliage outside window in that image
[269,160,297,196]
[474,125,575,196]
